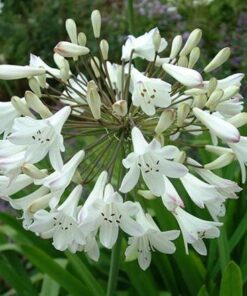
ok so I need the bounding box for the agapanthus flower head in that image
[0,9,245,271]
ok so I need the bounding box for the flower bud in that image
[155,134,165,145]
[204,153,235,170]
[184,88,206,95]
[179,29,202,56]
[60,59,70,81]
[54,41,89,58]
[205,145,232,156]
[86,80,101,120]
[192,94,207,109]
[188,47,200,68]
[29,194,51,213]
[204,47,231,73]
[155,109,176,134]
[138,190,157,200]
[206,77,218,96]
[65,19,77,44]
[72,170,83,184]
[91,10,101,38]
[0,65,45,80]
[177,55,188,67]
[78,32,87,46]
[162,63,203,87]
[28,77,42,97]
[100,39,109,60]
[91,57,101,78]
[205,89,224,110]
[174,151,186,164]
[177,103,190,127]
[227,113,247,128]
[22,164,48,179]
[170,35,183,59]
[112,100,127,117]
[221,85,239,101]
[25,91,52,118]
[11,96,34,118]
[153,29,161,52]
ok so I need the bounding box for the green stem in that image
[127,0,135,36]
[106,234,122,296]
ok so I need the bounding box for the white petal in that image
[131,127,148,155]
[99,221,119,249]
[119,164,140,193]
[120,216,144,236]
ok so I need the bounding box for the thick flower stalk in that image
[0,11,245,274]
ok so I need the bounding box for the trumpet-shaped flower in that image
[29,185,86,252]
[130,68,171,115]
[125,209,179,270]
[9,106,71,170]
[121,28,167,61]
[161,177,184,211]
[173,207,222,255]
[120,127,188,196]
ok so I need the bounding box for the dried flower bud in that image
[112,100,127,117]
[25,91,52,118]
[204,47,231,73]
[170,35,183,59]
[54,41,89,58]
[0,65,45,80]
[78,32,87,46]
[65,19,77,44]
[180,29,202,56]
[91,10,101,38]
[100,39,109,60]
[155,109,176,134]
[188,47,200,68]
[87,80,101,119]
[11,96,34,118]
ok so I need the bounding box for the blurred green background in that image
[0,0,247,295]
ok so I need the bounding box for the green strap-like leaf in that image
[219,261,243,296]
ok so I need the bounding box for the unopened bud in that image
[192,94,207,109]
[204,47,231,73]
[29,194,51,213]
[112,100,127,117]
[155,134,165,146]
[205,89,224,110]
[91,10,101,38]
[177,103,190,127]
[25,91,52,118]
[54,41,89,58]
[22,164,48,179]
[204,153,235,170]
[60,59,70,81]
[65,19,77,44]
[177,55,188,67]
[78,32,87,46]
[170,35,183,59]
[0,65,45,80]
[11,96,34,118]
[174,151,186,163]
[155,109,176,134]
[72,170,83,184]
[205,145,232,156]
[227,113,247,128]
[138,190,157,200]
[37,74,47,89]
[153,29,161,52]
[207,77,218,96]
[91,57,101,78]
[180,29,202,56]
[184,88,206,95]
[188,47,200,68]
[221,85,239,101]
[28,77,42,97]
[100,39,109,60]
[87,80,101,119]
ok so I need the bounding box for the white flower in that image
[120,127,188,196]
[161,177,184,211]
[54,42,90,58]
[227,137,247,183]
[193,107,240,143]
[173,207,222,255]
[0,65,46,80]
[78,233,100,262]
[121,28,167,61]
[0,140,26,178]
[29,185,86,252]
[35,150,85,207]
[0,100,21,138]
[29,54,61,79]
[203,73,244,90]
[79,172,143,249]
[9,106,71,170]
[162,63,203,87]
[216,97,244,117]
[125,209,179,270]
[130,68,171,116]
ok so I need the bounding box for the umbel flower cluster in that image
[0,10,246,270]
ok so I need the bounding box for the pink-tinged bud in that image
[162,63,203,87]
[54,41,89,58]
[193,107,240,143]
[0,65,45,80]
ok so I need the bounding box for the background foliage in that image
[0,0,246,295]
